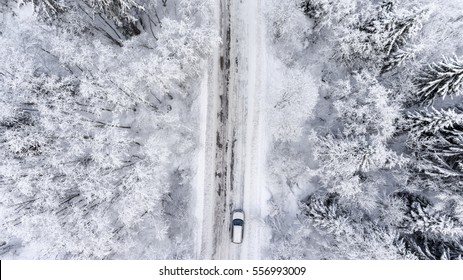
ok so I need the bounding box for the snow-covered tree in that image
[313,71,405,206]
[383,8,429,57]
[414,56,463,103]
[334,0,429,69]
[382,47,415,73]
[403,107,463,181]
[314,133,407,210]
[405,107,463,137]
[299,0,357,31]
[331,72,402,139]
[416,134,463,179]
[266,0,312,63]
[300,193,415,259]
[394,192,463,259]
[270,67,318,142]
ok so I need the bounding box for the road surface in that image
[195,0,269,259]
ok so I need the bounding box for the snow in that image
[192,59,208,258]
[193,0,223,259]
[238,0,271,259]
[14,3,35,20]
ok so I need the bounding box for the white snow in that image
[193,0,223,259]
[238,0,271,259]
[15,3,35,20]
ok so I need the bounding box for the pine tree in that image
[299,0,356,30]
[402,200,463,240]
[395,192,463,259]
[404,232,463,260]
[301,193,415,259]
[403,106,463,181]
[299,0,328,23]
[414,135,463,179]
[414,56,463,103]
[335,0,429,68]
[382,47,413,73]
[384,9,429,56]
[405,107,463,136]
[301,193,350,236]
[405,109,463,179]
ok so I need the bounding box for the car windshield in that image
[233,219,243,226]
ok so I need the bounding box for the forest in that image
[266,0,463,259]
[0,0,217,259]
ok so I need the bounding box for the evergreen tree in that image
[395,192,463,259]
[382,47,414,73]
[299,0,356,31]
[397,192,463,240]
[336,1,428,68]
[383,8,429,56]
[300,193,415,259]
[403,106,463,180]
[405,107,463,136]
[414,56,463,103]
[405,109,463,180]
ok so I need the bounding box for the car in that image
[231,210,244,244]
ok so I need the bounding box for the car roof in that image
[232,210,244,220]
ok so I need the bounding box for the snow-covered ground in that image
[237,0,271,260]
[193,0,222,258]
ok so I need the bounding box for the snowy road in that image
[195,0,270,259]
